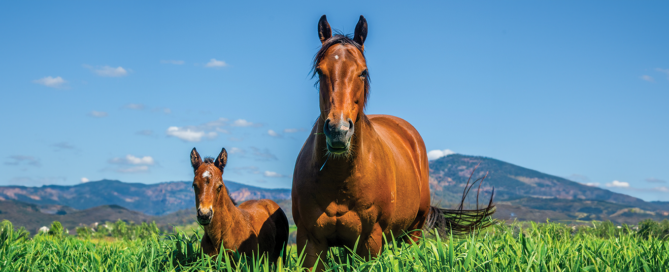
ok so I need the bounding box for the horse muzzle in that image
[196,208,213,225]
[324,118,354,154]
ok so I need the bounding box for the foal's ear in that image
[318,15,332,44]
[214,148,227,171]
[353,15,368,48]
[190,148,202,172]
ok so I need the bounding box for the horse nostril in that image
[323,119,333,137]
[197,208,212,218]
[347,119,354,130]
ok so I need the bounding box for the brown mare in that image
[291,15,495,269]
[190,147,289,263]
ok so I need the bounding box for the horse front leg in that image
[201,232,218,256]
[296,225,329,271]
[354,223,384,260]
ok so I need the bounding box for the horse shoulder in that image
[367,114,428,178]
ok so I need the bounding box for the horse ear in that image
[190,148,202,172]
[318,15,332,44]
[214,148,227,171]
[353,15,368,48]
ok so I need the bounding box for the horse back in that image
[238,199,289,262]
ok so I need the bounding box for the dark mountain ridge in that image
[2,154,667,230]
[0,179,290,216]
[429,154,664,211]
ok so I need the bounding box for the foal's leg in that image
[296,226,329,271]
[201,232,218,256]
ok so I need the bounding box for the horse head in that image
[190,147,228,225]
[313,15,370,156]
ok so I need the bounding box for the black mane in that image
[312,34,371,109]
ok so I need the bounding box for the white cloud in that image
[85,65,128,77]
[124,103,145,110]
[166,126,217,142]
[52,142,76,151]
[161,60,185,65]
[268,129,281,137]
[233,166,260,175]
[427,149,456,160]
[250,147,278,161]
[203,118,229,128]
[136,130,153,136]
[654,186,669,192]
[107,155,154,173]
[264,171,287,178]
[656,68,669,79]
[232,119,257,127]
[641,75,654,82]
[606,180,630,188]
[284,128,305,133]
[205,58,227,68]
[4,155,41,167]
[116,165,149,173]
[228,147,246,155]
[109,155,155,165]
[645,177,666,183]
[33,76,67,88]
[81,177,89,183]
[583,182,600,187]
[126,155,154,165]
[88,111,108,117]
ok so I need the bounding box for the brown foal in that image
[190,147,289,263]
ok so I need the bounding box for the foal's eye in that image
[216,184,223,192]
[315,68,324,76]
[359,69,368,78]
[192,184,198,191]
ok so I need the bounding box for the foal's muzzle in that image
[323,118,354,154]
[197,208,213,225]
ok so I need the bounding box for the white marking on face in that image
[202,171,211,179]
[334,55,339,60]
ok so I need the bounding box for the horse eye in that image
[315,68,323,76]
[217,184,223,192]
[192,184,198,191]
[359,69,368,78]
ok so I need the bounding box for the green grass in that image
[2,220,668,271]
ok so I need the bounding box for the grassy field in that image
[1,219,668,271]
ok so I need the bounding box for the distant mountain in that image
[2,154,667,230]
[429,154,661,211]
[429,154,669,224]
[0,180,290,216]
[0,200,196,234]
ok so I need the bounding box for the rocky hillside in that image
[429,154,665,211]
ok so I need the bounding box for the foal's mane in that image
[312,34,371,109]
[202,157,236,206]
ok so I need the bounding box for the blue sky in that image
[1,1,668,201]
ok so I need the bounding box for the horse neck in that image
[314,114,376,172]
[205,187,244,249]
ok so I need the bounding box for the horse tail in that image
[423,165,496,237]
